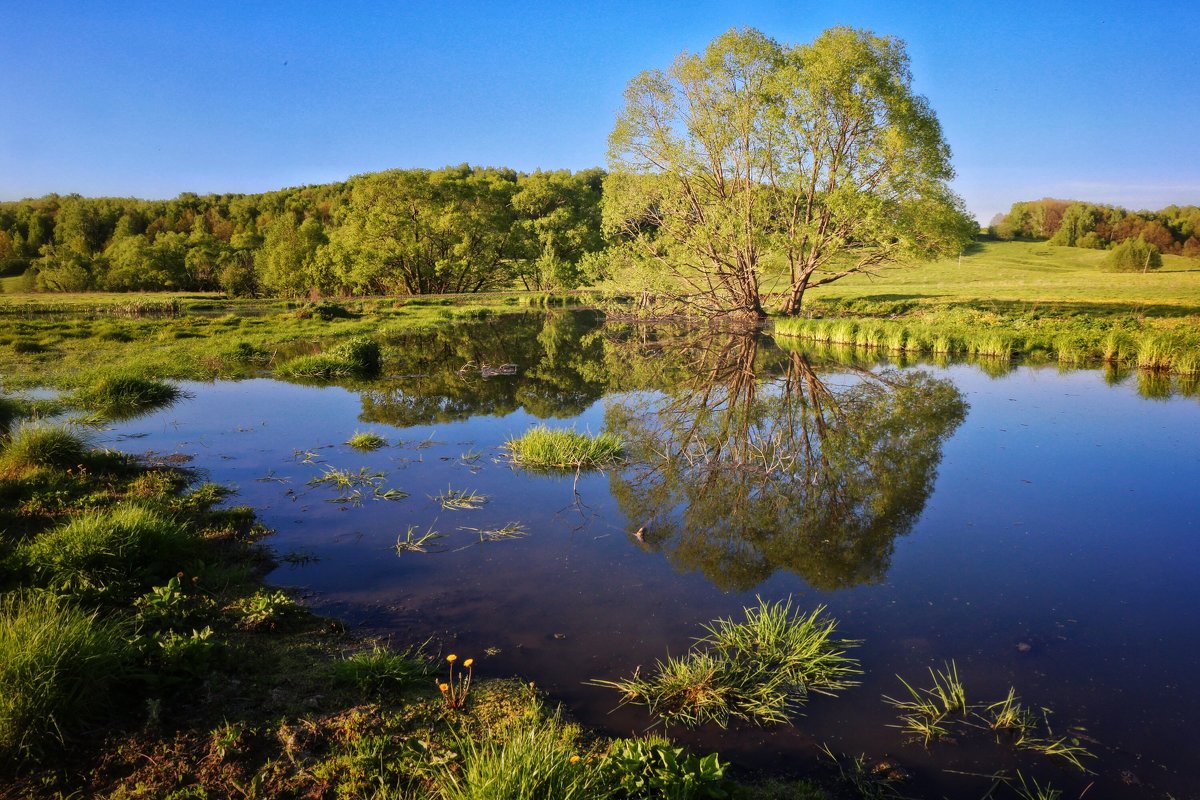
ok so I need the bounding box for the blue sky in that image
[1,1,1197,222]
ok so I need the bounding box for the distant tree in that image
[1106,236,1163,272]
[1049,203,1100,247]
[605,26,971,319]
[510,169,605,291]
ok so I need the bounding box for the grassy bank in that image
[767,241,1200,375]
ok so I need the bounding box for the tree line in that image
[0,166,605,297]
[1,26,980,316]
[990,198,1200,258]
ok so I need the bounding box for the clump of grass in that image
[277,336,381,379]
[1013,773,1062,800]
[434,709,607,800]
[593,598,860,728]
[0,421,90,473]
[883,661,967,746]
[74,374,184,420]
[20,505,199,599]
[460,522,528,542]
[332,642,431,696]
[395,525,443,553]
[0,591,131,761]
[345,430,387,451]
[308,466,406,504]
[984,687,1036,735]
[505,426,623,470]
[0,395,22,433]
[435,486,488,510]
[1136,333,1175,371]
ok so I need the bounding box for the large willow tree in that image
[605,27,975,318]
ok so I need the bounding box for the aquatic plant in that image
[435,486,488,510]
[460,522,528,542]
[308,466,406,503]
[0,591,131,760]
[882,662,967,746]
[1012,773,1062,800]
[0,421,90,473]
[395,525,444,553]
[593,598,860,728]
[505,426,624,470]
[984,687,1037,735]
[345,430,388,451]
[74,374,184,419]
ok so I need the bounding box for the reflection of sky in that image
[103,361,1200,798]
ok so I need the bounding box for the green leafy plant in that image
[603,736,727,799]
[505,426,624,470]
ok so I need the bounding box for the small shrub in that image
[1106,237,1162,272]
[21,506,199,599]
[0,592,131,760]
[0,422,89,473]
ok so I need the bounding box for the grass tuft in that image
[505,426,623,470]
[0,591,131,761]
[0,421,90,473]
[332,643,431,697]
[345,430,388,451]
[74,374,184,420]
[277,336,381,380]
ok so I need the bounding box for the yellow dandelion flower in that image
[446,654,458,663]
[570,755,581,763]
[463,658,474,668]
[439,683,450,692]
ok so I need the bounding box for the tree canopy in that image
[603,26,974,319]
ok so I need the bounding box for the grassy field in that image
[797,240,1200,313]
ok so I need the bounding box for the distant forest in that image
[990,199,1200,257]
[0,166,605,296]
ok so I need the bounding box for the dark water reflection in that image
[103,311,1200,799]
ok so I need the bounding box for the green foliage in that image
[603,736,728,799]
[332,643,431,697]
[594,598,860,727]
[433,710,609,800]
[233,589,302,630]
[0,395,22,433]
[277,336,381,379]
[505,426,624,470]
[606,26,971,317]
[1106,236,1163,272]
[74,374,184,419]
[0,421,89,473]
[20,505,200,599]
[0,591,131,761]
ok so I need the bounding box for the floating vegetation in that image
[504,426,623,470]
[885,666,1095,771]
[345,430,388,451]
[307,466,407,504]
[435,486,488,510]
[459,522,528,542]
[593,598,860,728]
[395,525,444,553]
[74,374,185,420]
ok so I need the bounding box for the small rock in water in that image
[553,632,567,640]
[1016,641,1033,654]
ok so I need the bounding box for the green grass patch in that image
[0,591,131,761]
[74,374,185,420]
[19,505,200,600]
[277,336,382,380]
[0,422,90,474]
[505,426,624,470]
[332,643,431,697]
[345,430,388,451]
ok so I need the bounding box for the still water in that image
[106,312,1200,798]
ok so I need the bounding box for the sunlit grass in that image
[345,430,388,451]
[593,598,860,728]
[504,426,623,470]
[0,421,90,474]
[395,525,443,553]
[332,642,431,697]
[435,486,488,510]
[74,374,185,420]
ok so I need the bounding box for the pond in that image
[104,311,1200,798]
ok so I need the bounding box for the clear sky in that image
[2,1,1197,222]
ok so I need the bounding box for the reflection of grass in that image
[435,486,488,510]
[504,426,623,470]
[593,598,860,728]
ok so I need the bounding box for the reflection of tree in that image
[606,333,967,591]
[357,312,607,426]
